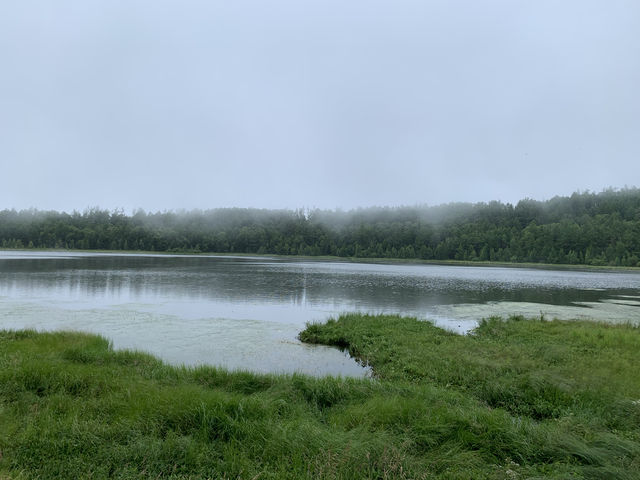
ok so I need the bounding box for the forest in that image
[1,188,639,266]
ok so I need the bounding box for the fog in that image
[1,1,638,212]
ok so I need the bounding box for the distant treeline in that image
[1,188,640,266]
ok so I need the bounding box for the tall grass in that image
[1,315,639,478]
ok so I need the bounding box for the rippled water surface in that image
[1,251,639,375]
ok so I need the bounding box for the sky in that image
[1,1,639,213]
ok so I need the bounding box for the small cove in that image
[1,250,639,376]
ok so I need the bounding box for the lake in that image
[1,250,639,376]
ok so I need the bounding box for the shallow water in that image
[1,251,639,376]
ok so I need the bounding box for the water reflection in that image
[1,251,640,374]
[3,254,638,307]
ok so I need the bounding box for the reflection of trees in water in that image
[1,255,637,310]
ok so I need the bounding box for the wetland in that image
[1,250,639,375]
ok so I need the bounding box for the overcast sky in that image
[1,1,638,213]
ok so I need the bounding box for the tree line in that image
[1,188,639,266]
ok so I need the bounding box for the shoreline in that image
[1,246,639,273]
[1,315,639,478]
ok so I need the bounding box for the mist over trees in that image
[1,188,639,266]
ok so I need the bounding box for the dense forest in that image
[1,188,639,266]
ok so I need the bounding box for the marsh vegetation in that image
[1,315,639,478]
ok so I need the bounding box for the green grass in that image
[2,316,640,478]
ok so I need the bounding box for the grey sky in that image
[1,1,638,212]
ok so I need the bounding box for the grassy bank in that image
[1,316,640,478]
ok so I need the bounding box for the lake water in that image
[1,250,640,376]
